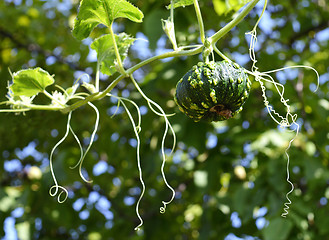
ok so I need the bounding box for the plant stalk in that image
[193,0,205,43]
[109,23,126,75]
[170,0,178,49]
[95,61,100,92]
[24,0,261,114]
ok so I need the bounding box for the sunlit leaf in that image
[250,130,294,151]
[193,170,208,187]
[16,221,30,240]
[73,0,144,40]
[212,0,252,16]
[10,68,55,97]
[167,0,194,9]
[0,187,22,212]
[90,33,135,76]
[184,204,203,222]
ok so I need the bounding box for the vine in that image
[0,0,320,230]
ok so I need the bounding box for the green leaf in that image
[0,187,22,212]
[194,170,208,188]
[16,222,30,240]
[73,0,144,40]
[10,68,55,97]
[167,0,194,9]
[91,33,135,76]
[262,218,293,240]
[144,9,168,50]
[212,0,252,16]
[250,130,295,152]
[65,84,79,98]
[316,208,329,235]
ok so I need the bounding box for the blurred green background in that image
[0,0,328,239]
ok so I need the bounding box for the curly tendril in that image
[107,93,145,231]
[69,102,100,183]
[49,185,69,203]
[49,99,100,202]
[120,99,145,231]
[245,0,319,217]
[130,76,176,215]
[49,111,72,203]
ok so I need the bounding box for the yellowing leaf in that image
[27,7,39,18]
[1,49,12,64]
[17,15,30,27]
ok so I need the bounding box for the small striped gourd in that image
[174,60,251,122]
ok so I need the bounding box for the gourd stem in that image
[213,44,231,62]
[209,0,260,45]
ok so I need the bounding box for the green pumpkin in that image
[174,60,251,122]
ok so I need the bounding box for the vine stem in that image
[63,0,260,114]
[169,0,178,50]
[193,0,205,43]
[109,22,126,75]
[7,104,63,111]
[209,0,260,45]
[95,61,100,92]
[15,0,260,114]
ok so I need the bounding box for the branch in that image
[0,27,84,71]
[288,20,329,46]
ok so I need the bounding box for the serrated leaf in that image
[212,0,252,16]
[10,68,55,97]
[91,33,135,76]
[167,0,194,9]
[73,0,143,40]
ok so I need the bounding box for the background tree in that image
[0,0,328,239]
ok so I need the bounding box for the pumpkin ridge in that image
[228,73,248,108]
[175,60,251,122]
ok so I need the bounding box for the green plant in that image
[0,0,320,231]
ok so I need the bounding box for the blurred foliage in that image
[0,0,328,240]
